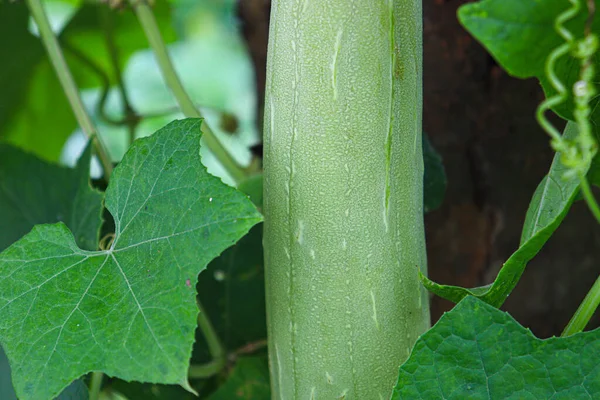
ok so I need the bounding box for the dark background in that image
[237,0,600,338]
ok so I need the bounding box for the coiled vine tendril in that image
[536,0,600,222]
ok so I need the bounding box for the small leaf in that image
[392,296,600,399]
[238,175,264,210]
[0,119,262,400]
[423,133,446,213]
[0,142,102,252]
[207,357,270,400]
[421,122,581,307]
[458,0,600,124]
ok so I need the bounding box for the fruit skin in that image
[263,1,429,399]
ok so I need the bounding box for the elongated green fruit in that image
[263,1,429,399]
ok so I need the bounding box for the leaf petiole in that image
[128,0,248,184]
[188,300,226,379]
[562,274,600,336]
[88,372,103,400]
[25,0,114,178]
[578,174,600,224]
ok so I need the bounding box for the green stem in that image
[101,6,140,146]
[128,0,247,184]
[188,300,226,379]
[25,0,114,178]
[562,274,600,336]
[101,7,133,113]
[88,371,104,400]
[188,359,225,379]
[578,175,600,223]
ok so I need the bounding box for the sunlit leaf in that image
[0,119,262,400]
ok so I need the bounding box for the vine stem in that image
[88,372,103,400]
[100,6,139,146]
[25,0,114,178]
[188,299,226,379]
[579,174,600,224]
[562,274,600,336]
[128,0,248,184]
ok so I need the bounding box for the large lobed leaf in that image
[0,119,262,400]
[392,296,600,399]
[420,123,582,307]
[109,224,267,399]
[0,138,102,399]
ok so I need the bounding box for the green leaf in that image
[423,134,446,213]
[0,1,84,162]
[0,2,44,133]
[1,1,176,162]
[0,1,75,161]
[61,1,176,89]
[392,296,600,399]
[0,142,102,252]
[207,357,270,400]
[1,53,76,163]
[458,0,599,123]
[0,346,88,400]
[111,224,266,398]
[420,122,581,307]
[238,175,264,210]
[0,119,262,400]
[0,143,99,399]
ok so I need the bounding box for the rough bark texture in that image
[262,1,429,399]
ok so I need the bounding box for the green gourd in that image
[263,1,429,398]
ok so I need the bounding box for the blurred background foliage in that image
[1,0,258,185]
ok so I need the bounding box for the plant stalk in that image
[578,175,600,224]
[100,6,139,146]
[128,0,247,184]
[25,0,113,178]
[562,274,600,336]
[190,299,226,378]
[263,1,429,398]
[88,372,103,400]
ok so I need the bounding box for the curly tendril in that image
[536,0,600,222]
